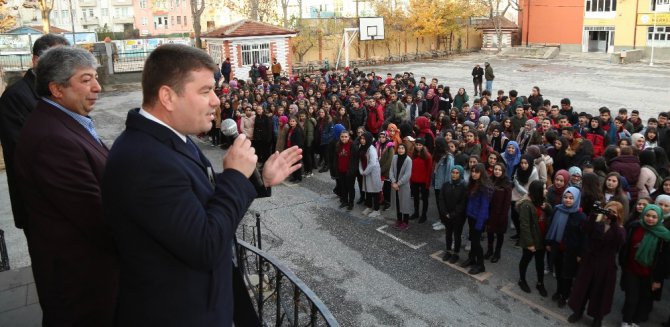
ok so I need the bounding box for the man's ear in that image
[158,85,175,112]
[47,82,64,99]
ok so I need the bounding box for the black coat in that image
[437,180,467,223]
[103,109,260,327]
[0,69,39,229]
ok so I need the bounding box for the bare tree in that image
[22,0,52,33]
[486,0,519,52]
[191,0,205,48]
[0,0,17,32]
[279,0,289,27]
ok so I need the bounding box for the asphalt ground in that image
[1,52,670,326]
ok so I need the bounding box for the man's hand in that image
[262,146,303,187]
[223,134,257,178]
[527,246,536,252]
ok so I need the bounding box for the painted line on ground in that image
[376,225,427,250]
[429,251,493,282]
[500,283,568,324]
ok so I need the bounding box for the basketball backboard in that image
[359,17,385,41]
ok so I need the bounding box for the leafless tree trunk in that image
[191,0,205,48]
[280,0,289,27]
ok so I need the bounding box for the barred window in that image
[648,26,670,41]
[585,0,617,12]
[241,43,270,66]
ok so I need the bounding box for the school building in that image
[518,0,670,59]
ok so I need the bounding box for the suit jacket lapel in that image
[38,101,109,157]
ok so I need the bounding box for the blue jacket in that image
[432,154,454,190]
[466,187,493,231]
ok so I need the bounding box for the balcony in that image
[79,0,96,7]
[112,16,134,24]
[80,16,99,25]
[112,0,133,5]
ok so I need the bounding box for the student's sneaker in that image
[368,210,381,218]
[433,222,445,231]
[464,241,471,251]
[362,208,373,215]
[393,221,402,229]
[432,221,441,227]
[304,172,314,178]
[398,222,410,231]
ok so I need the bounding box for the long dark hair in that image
[528,180,546,206]
[491,162,511,188]
[469,163,493,195]
[581,172,605,214]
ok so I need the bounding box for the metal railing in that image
[113,51,151,73]
[0,53,33,71]
[0,229,10,272]
[236,214,338,327]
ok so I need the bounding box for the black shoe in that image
[339,202,348,208]
[557,296,567,308]
[518,280,531,293]
[459,258,474,268]
[356,198,365,205]
[409,213,419,220]
[567,313,582,323]
[536,283,548,297]
[382,203,391,211]
[591,318,602,327]
[483,249,493,260]
[468,265,484,275]
[318,166,328,173]
[510,234,520,240]
[442,252,452,262]
[448,254,460,264]
[490,254,500,263]
[347,204,353,211]
[551,292,560,301]
[418,215,427,223]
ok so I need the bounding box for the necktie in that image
[186,138,200,160]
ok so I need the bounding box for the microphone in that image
[220,119,270,197]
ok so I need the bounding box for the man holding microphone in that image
[102,44,301,326]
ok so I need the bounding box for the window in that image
[142,17,148,26]
[177,16,181,24]
[241,43,270,66]
[585,0,617,12]
[88,9,94,17]
[101,8,108,17]
[651,0,670,10]
[171,16,174,26]
[139,0,147,8]
[648,26,670,41]
[184,16,187,25]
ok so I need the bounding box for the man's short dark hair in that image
[509,90,518,97]
[560,98,571,105]
[632,110,640,115]
[599,107,611,114]
[142,44,217,107]
[543,99,551,106]
[618,108,628,114]
[32,33,70,57]
[659,112,669,118]
[561,126,574,133]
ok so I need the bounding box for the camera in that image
[593,201,617,224]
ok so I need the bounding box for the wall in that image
[294,27,482,66]
[519,0,583,46]
[205,36,292,80]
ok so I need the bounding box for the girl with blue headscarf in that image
[620,204,670,326]
[545,187,587,308]
[502,141,521,179]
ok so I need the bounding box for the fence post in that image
[105,43,114,75]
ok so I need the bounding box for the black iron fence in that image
[0,53,33,71]
[112,51,151,73]
[236,214,338,326]
[0,229,10,272]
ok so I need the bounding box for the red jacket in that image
[584,130,606,157]
[410,153,433,188]
[366,104,384,134]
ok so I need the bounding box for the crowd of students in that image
[210,66,670,327]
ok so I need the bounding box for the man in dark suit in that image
[14,47,118,325]
[0,34,69,231]
[102,44,302,327]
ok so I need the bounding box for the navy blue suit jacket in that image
[103,109,257,327]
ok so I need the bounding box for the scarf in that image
[553,169,570,197]
[502,141,521,178]
[636,204,670,267]
[416,116,435,141]
[546,187,582,243]
[569,166,582,188]
[515,154,534,185]
[451,165,465,185]
[387,123,402,150]
[396,148,408,178]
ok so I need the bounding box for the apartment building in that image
[133,0,193,36]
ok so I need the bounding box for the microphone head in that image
[221,119,239,137]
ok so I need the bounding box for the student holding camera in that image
[567,201,626,327]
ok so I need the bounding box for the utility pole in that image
[68,0,76,44]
